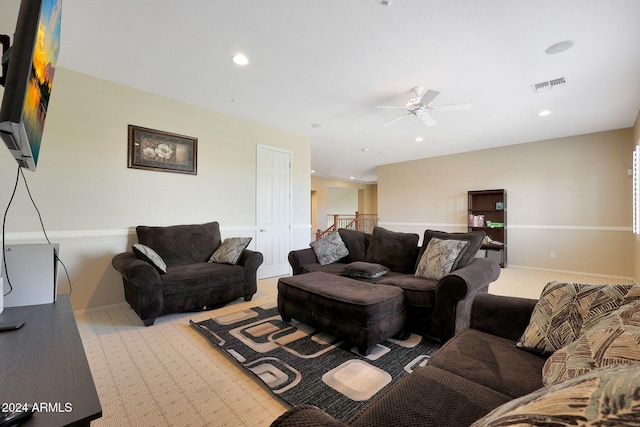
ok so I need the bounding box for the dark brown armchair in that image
[112,221,263,325]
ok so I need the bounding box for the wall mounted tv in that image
[0,0,61,171]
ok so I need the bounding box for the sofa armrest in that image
[112,252,163,324]
[469,292,537,341]
[112,252,161,286]
[237,249,264,297]
[288,248,318,275]
[270,405,347,427]
[430,258,501,342]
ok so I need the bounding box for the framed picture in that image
[128,125,197,175]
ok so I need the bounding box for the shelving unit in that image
[468,189,507,267]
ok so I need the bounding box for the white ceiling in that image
[3,0,640,183]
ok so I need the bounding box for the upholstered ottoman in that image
[277,271,406,355]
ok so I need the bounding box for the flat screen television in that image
[0,0,61,171]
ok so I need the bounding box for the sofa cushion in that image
[349,365,511,427]
[471,364,640,427]
[161,262,244,296]
[337,228,370,262]
[136,221,222,267]
[428,329,546,399]
[340,261,389,279]
[365,227,419,273]
[132,243,167,273]
[418,229,485,271]
[378,274,438,307]
[209,237,251,265]
[542,300,640,386]
[301,262,350,275]
[310,232,349,265]
[415,238,469,280]
[516,281,640,354]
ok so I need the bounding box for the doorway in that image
[256,146,292,278]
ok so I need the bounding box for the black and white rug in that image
[190,302,441,422]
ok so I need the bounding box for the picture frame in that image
[128,125,197,175]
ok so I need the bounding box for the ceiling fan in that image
[376,86,472,127]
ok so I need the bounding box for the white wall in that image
[0,69,311,310]
[378,128,635,279]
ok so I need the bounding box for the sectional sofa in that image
[271,282,640,426]
[287,227,501,342]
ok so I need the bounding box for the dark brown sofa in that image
[112,221,263,325]
[288,227,501,342]
[271,292,545,427]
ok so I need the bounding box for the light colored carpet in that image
[75,268,636,426]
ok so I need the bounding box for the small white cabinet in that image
[2,243,59,307]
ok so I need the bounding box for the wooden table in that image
[0,295,102,426]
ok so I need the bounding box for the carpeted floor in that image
[74,269,635,426]
[191,302,441,422]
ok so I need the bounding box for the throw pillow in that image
[415,238,469,280]
[418,229,485,271]
[340,261,389,279]
[337,228,370,263]
[542,300,640,386]
[471,364,640,427]
[309,232,349,265]
[365,227,419,273]
[209,237,252,264]
[516,281,640,354]
[132,243,167,274]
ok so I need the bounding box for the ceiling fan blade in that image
[419,89,440,106]
[375,105,407,110]
[382,113,410,127]
[430,103,473,111]
[420,112,437,127]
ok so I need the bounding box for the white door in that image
[256,146,291,278]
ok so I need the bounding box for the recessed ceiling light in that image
[350,176,355,180]
[311,123,323,128]
[416,137,423,142]
[545,40,575,55]
[311,170,316,174]
[538,110,551,117]
[231,54,249,65]
[361,148,369,152]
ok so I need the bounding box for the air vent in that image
[531,77,568,94]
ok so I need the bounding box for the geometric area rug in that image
[190,301,441,423]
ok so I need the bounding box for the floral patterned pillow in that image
[516,281,640,354]
[209,237,252,265]
[543,300,640,386]
[133,243,167,274]
[310,232,349,265]
[471,364,640,427]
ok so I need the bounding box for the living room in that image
[1,1,639,426]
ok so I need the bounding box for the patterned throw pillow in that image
[209,237,252,265]
[542,300,640,386]
[310,232,349,265]
[340,262,389,279]
[415,238,469,280]
[516,281,640,354]
[132,243,167,274]
[471,364,640,427]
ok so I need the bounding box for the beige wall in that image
[0,69,311,310]
[310,176,377,234]
[378,129,635,279]
[634,110,640,281]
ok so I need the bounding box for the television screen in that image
[0,0,61,171]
